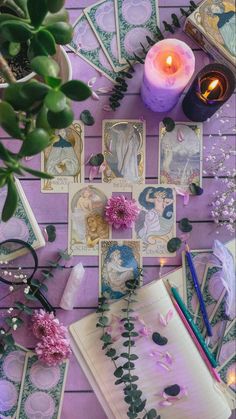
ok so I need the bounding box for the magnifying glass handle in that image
[30,285,56,315]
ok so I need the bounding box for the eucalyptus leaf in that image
[47,105,74,128]
[0,20,33,42]
[45,224,56,242]
[20,128,50,157]
[163,117,175,132]
[31,56,60,78]
[147,409,158,419]
[45,90,67,113]
[114,367,123,378]
[2,333,14,347]
[0,101,22,138]
[80,110,94,126]
[27,0,48,27]
[1,178,18,222]
[167,237,182,253]
[89,153,104,167]
[46,22,73,45]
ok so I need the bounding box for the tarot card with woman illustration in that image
[132,185,176,257]
[99,240,142,301]
[68,184,113,255]
[102,120,145,188]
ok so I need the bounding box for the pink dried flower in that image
[35,335,71,366]
[32,309,67,339]
[105,196,140,229]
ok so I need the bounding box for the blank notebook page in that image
[70,275,231,419]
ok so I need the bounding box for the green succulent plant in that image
[0,0,92,221]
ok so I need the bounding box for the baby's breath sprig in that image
[96,271,160,419]
[108,0,198,111]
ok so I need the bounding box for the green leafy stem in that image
[109,0,198,111]
[96,273,160,419]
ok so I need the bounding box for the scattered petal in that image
[89,166,99,182]
[156,361,171,371]
[159,313,167,327]
[177,129,184,142]
[165,309,174,324]
[159,400,172,407]
[91,91,100,101]
[87,77,97,87]
[97,87,113,93]
[103,105,113,112]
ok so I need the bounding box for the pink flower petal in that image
[91,91,100,100]
[156,361,171,371]
[165,309,174,324]
[89,166,98,182]
[177,129,185,142]
[159,313,167,327]
[159,400,172,407]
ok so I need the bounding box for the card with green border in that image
[114,0,160,63]
[16,352,68,419]
[84,0,128,72]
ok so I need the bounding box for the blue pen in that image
[185,245,213,337]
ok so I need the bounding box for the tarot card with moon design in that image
[99,239,142,301]
[132,185,176,257]
[41,121,84,193]
[68,184,113,255]
[102,120,145,188]
[159,122,203,191]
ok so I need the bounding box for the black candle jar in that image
[182,63,235,122]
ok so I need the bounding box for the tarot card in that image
[102,120,145,187]
[68,183,113,256]
[0,179,45,262]
[182,249,220,313]
[16,352,68,419]
[217,319,236,366]
[68,14,121,82]
[84,0,127,72]
[114,0,160,63]
[132,185,176,257]
[41,122,84,193]
[0,344,27,418]
[217,354,236,397]
[159,122,203,191]
[99,239,142,301]
[194,264,225,330]
[204,297,229,349]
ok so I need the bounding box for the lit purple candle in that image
[141,39,195,112]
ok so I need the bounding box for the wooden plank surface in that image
[0,0,235,418]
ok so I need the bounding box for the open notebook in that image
[70,268,234,419]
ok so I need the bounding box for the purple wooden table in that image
[0,0,235,418]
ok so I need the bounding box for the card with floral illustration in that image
[84,0,128,72]
[114,0,160,63]
[0,344,27,418]
[159,122,203,191]
[102,120,145,188]
[0,179,45,262]
[16,352,68,419]
[41,122,84,193]
[68,14,122,82]
[132,185,176,257]
[99,239,142,301]
[68,183,113,256]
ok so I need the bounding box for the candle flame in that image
[227,370,236,387]
[160,259,166,267]
[166,55,172,67]
[202,79,219,99]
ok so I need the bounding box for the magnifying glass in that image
[0,239,55,314]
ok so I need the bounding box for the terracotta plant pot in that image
[0,46,72,90]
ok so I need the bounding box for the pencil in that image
[185,245,213,337]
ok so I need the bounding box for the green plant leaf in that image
[0,143,12,162]
[80,110,95,126]
[25,292,38,301]
[89,153,104,167]
[47,105,74,128]
[189,183,204,196]
[45,76,62,88]
[114,367,123,378]
[0,13,23,24]
[163,117,175,132]
[46,0,65,13]
[31,56,60,78]
[21,80,50,102]
[36,106,51,131]
[20,128,50,157]
[22,166,53,179]
[2,333,14,347]
[0,101,22,138]
[8,42,21,56]
[27,0,48,27]
[30,29,56,56]
[147,409,158,419]
[14,0,28,16]
[179,218,193,233]
[3,83,32,111]
[167,237,182,253]
[2,178,18,222]
[45,90,67,112]
[43,8,69,25]
[0,21,33,42]
[46,22,73,44]
[61,80,91,101]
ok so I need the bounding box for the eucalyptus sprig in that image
[109,0,198,111]
[96,272,160,419]
[0,248,71,353]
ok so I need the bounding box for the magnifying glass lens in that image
[0,241,36,285]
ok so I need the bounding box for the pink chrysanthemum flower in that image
[105,196,139,229]
[32,309,67,339]
[35,335,71,366]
